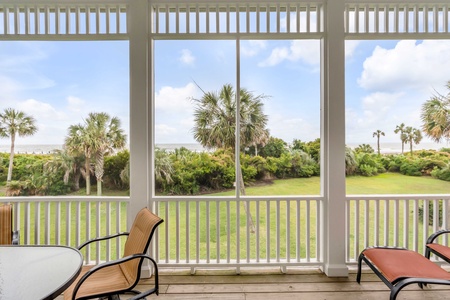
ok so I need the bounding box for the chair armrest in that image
[77,232,129,250]
[12,230,19,245]
[427,229,450,244]
[72,254,159,300]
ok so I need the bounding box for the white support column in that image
[128,0,149,226]
[321,0,348,277]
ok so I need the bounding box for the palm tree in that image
[0,108,38,183]
[87,113,126,196]
[403,126,423,155]
[65,113,126,196]
[44,148,84,191]
[394,123,407,153]
[421,81,450,143]
[372,129,385,155]
[192,83,269,231]
[65,123,94,195]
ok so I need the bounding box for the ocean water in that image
[0,142,447,154]
[0,143,205,154]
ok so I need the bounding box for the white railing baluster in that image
[96,202,101,264]
[276,200,280,262]
[206,201,210,263]
[266,200,270,262]
[176,201,180,263]
[216,201,220,263]
[165,201,170,263]
[25,202,30,244]
[305,200,310,262]
[105,202,110,261]
[185,201,190,263]
[236,199,240,263]
[35,202,41,245]
[364,200,369,249]
[296,200,301,262]
[286,200,290,262]
[246,200,250,263]
[256,200,260,262]
[44,202,50,245]
[226,201,230,263]
[403,200,409,248]
[195,201,200,263]
[354,199,360,259]
[394,199,399,247]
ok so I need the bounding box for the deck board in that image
[58,268,450,299]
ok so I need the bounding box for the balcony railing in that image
[4,194,450,272]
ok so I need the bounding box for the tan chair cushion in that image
[0,204,12,245]
[64,208,163,300]
[63,265,130,300]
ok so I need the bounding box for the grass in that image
[212,172,450,196]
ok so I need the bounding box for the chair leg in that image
[356,253,364,283]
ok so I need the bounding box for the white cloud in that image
[358,40,450,92]
[17,99,66,120]
[269,114,318,143]
[67,96,85,113]
[241,40,267,57]
[155,83,197,113]
[179,49,195,65]
[259,40,320,67]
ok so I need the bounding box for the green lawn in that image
[212,172,450,196]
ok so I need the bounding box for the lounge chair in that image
[425,229,450,264]
[0,203,19,245]
[357,246,450,300]
[64,208,163,300]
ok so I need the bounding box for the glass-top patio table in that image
[0,245,83,299]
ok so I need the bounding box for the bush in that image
[431,164,450,181]
[104,150,130,189]
[259,137,288,158]
[356,153,385,176]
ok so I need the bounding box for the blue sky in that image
[0,39,449,150]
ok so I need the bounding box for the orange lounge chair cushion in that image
[427,243,450,260]
[363,248,450,283]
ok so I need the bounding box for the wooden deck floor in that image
[59,267,450,300]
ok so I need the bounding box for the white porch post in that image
[128,0,149,226]
[321,0,348,277]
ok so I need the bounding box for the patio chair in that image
[63,208,163,300]
[425,229,450,264]
[357,246,450,300]
[0,203,19,245]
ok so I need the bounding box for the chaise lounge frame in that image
[357,246,450,300]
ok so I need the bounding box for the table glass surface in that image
[0,245,83,299]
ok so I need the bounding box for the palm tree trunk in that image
[7,135,15,182]
[85,157,91,195]
[238,167,256,233]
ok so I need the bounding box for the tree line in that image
[1,80,450,196]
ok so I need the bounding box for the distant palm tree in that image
[0,108,38,183]
[403,126,423,155]
[65,112,126,196]
[394,123,407,154]
[372,129,385,155]
[421,81,450,143]
[192,83,269,232]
